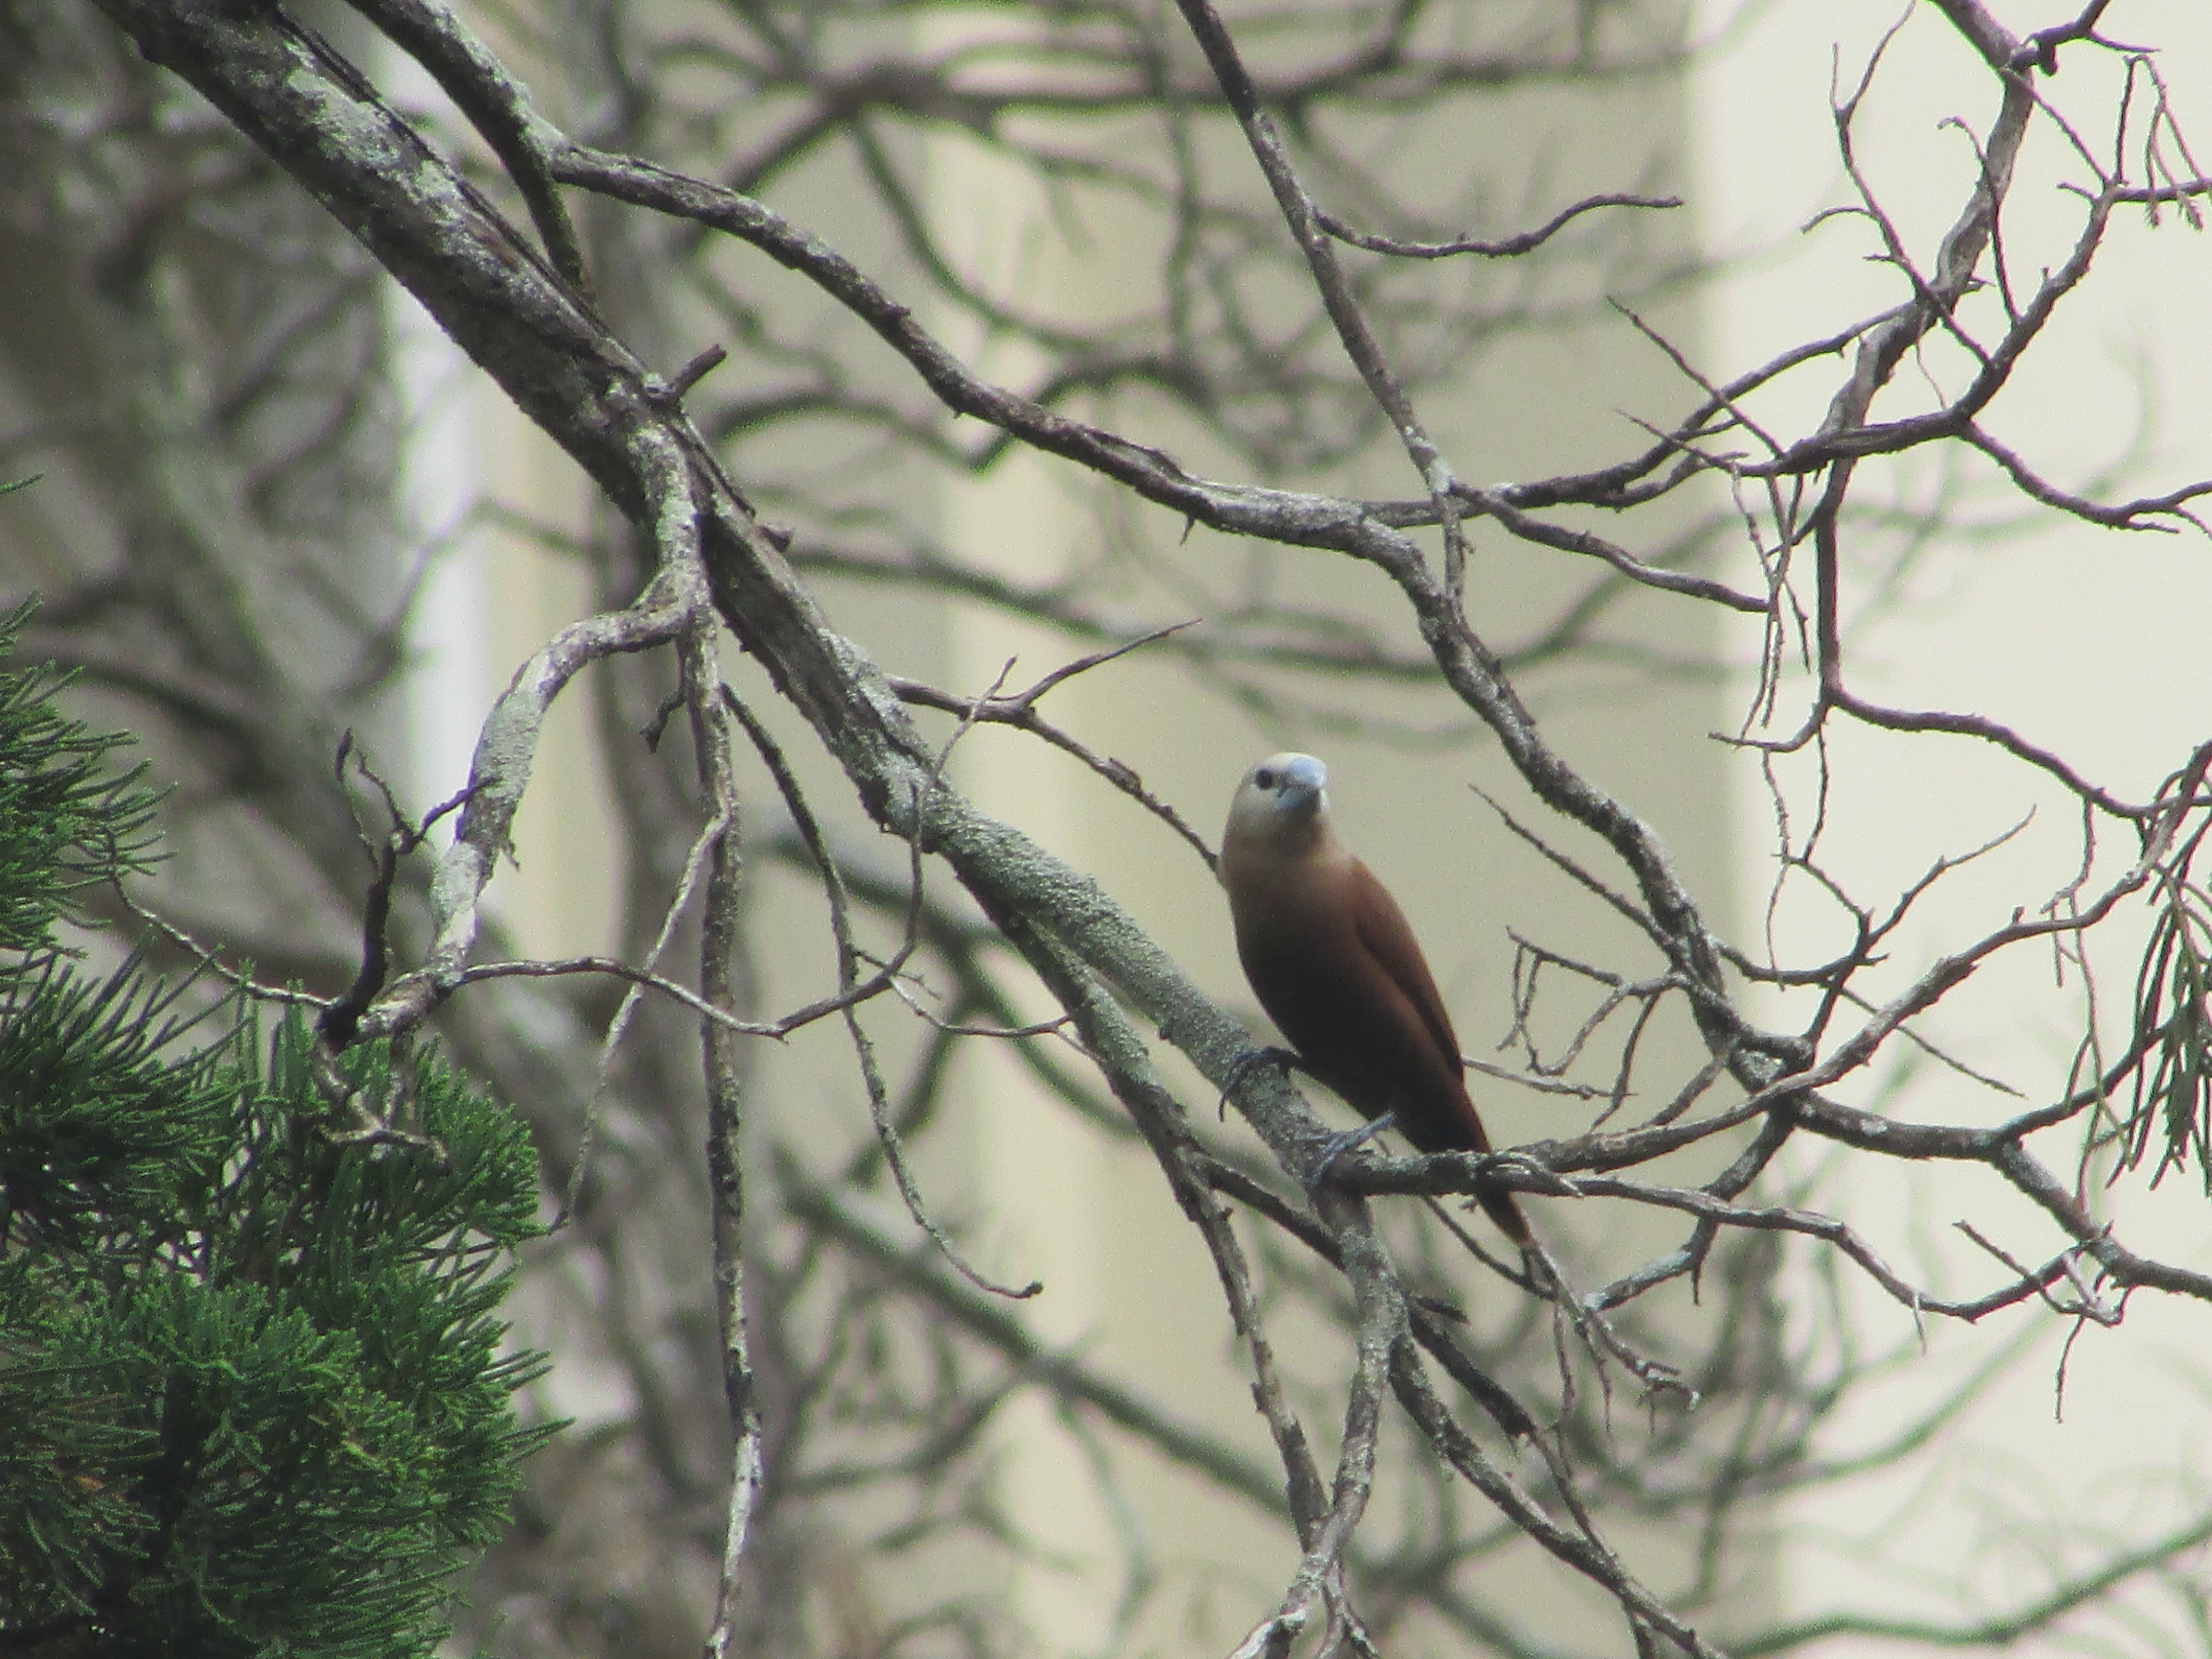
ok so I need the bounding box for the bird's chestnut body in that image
[1222,752,1527,1241]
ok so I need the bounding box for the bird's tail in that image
[1475,1182,1531,1246]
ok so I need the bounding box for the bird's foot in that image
[1306,1112,1396,1190]
[1220,1045,1304,1113]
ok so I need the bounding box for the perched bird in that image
[1221,752,1528,1242]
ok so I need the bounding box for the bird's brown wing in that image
[1348,859,1530,1241]
[1346,859,1466,1099]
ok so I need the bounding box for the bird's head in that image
[1225,751,1333,854]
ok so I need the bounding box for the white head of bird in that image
[1225,752,1335,857]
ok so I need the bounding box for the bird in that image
[1221,751,1529,1242]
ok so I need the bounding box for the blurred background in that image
[4,1,2210,1653]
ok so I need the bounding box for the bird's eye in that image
[1254,767,1275,789]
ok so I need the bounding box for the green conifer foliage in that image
[0,600,553,1657]
[0,598,158,956]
